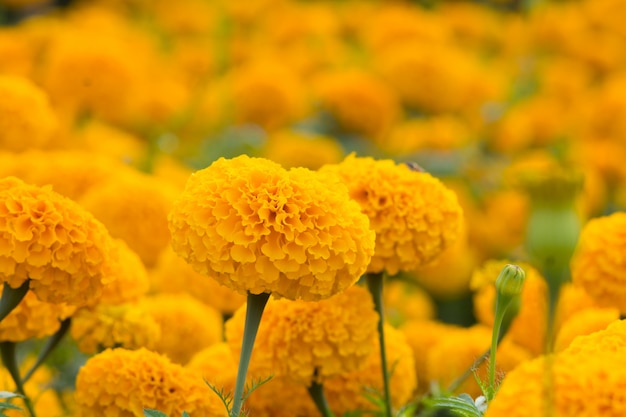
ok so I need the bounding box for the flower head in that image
[74,348,223,417]
[169,155,375,301]
[226,285,379,384]
[321,154,462,275]
[571,211,626,313]
[100,239,149,305]
[0,177,113,306]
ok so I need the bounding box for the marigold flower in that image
[0,290,74,342]
[321,154,462,275]
[100,239,149,305]
[384,280,435,326]
[554,307,619,352]
[0,177,113,306]
[571,212,626,313]
[471,260,547,355]
[169,155,375,301]
[0,75,58,152]
[226,285,378,384]
[79,171,180,267]
[562,317,626,356]
[150,247,245,315]
[140,294,223,364]
[245,376,317,417]
[261,129,344,170]
[186,343,238,393]
[70,303,161,354]
[324,325,417,415]
[74,348,223,417]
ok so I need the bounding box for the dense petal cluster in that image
[70,303,161,354]
[0,75,57,152]
[74,348,224,417]
[571,211,626,313]
[140,294,223,364]
[554,307,619,352]
[0,177,113,306]
[226,285,379,384]
[321,154,463,275]
[169,155,375,301]
[0,290,74,342]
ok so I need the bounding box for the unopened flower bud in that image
[495,264,526,298]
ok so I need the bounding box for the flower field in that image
[1,0,626,416]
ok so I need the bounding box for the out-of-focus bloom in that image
[245,376,316,417]
[70,303,161,354]
[71,120,147,166]
[100,239,149,305]
[400,319,462,393]
[150,248,246,315]
[74,348,223,417]
[261,130,344,170]
[553,282,601,331]
[186,343,237,393]
[321,154,462,275]
[471,260,547,355]
[571,212,626,314]
[426,324,531,398]
[384,279,435,326]
[79,171,180,267]
[382,115,471,155]
[563,316,626,356]
[0,177,113,306]
[169,155,375,301]
[554,307,619,352]
[226,285,378,384]
[313,69,401,140]
[0,290,74,342]
[324,325,417,415]
[140,294,223,364]
[0,75,58,152]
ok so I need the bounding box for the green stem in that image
[0,342,37,417]
[307,380,336,417]
[0,281,30,323]
[485,299,508,401]
[366,272,393,417]
[22,318,71,384]
[230,292,270,417]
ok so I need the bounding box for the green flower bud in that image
[495,264,526,298]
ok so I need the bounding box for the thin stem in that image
[486,299,507,401]
[447,349,490,394]
[230,292,270,417]
[366,272,393,417]
[0,342,37,417]
[0,281,30,323]
[307,380,335,417]
[22,318,71,384]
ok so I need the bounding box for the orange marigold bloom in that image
[74,348,223,417]
[321,154,462,275]
[554,307,620,352]
[70,303,161,354]
[0,177,113,306]
[0,75,57,153]
[261,129,344,170]
[169,155,375,301]
[100,239,149,305]
[0,290,74,342]
[571,212,626,313]
[140,294,223,364]
[226,285,378,384]
[186,343,237,393]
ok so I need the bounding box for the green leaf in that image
[423,395,484,417]
[182,413,190,417]
[0,392,22,400]
[143,409,170,417]
[0,403,23,411]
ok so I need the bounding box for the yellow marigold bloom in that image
[150,248,246,315]
[71,120,147,167]
[426,324,531,398]
[74,348,223,417]
[471,260,547,355]
[186,343,237,393]
[554,307,620,352]
[261,129,344,170]
[100,239,149,305]
[313,69,401,140]
[0,75,58,152]
[226,285,378,384]
[554,282,601,331]
[169,155,375,301]
[562,316,626,356]
[140,294,223,364]
[571,212,626,313]
[246,376,317,417]
[0,290,74,342]
[321,154,462,275]
[70,303,161,354]
[79,171,180,267]
[0,177,113,306]
[384,279,435,326]
[325,325,417,415]
[382,115,471,155]
[400,319,463,393]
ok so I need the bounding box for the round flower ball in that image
[99,239,149,305]
[226,285,379,384]
[571,212,626,313]
[74,348,223,417]
[168,155,375,301]
[0,177,113,306]
[320,154,463,275]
